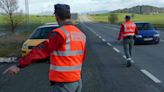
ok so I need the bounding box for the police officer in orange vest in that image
[3,4,86,92]
[118,15,138,67]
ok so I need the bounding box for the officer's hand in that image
[3,65,20,76]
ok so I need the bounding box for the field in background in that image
[89,13,164,28]
[0,15,55,32]
[0,15,56,57]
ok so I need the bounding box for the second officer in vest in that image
[118,15,138,67]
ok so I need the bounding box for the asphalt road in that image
[80,15,164,89]
[0,16,164,92]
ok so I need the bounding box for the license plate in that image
[144,38,153,41]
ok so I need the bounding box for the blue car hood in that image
[138,30,158,36]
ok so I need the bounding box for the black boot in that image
[126,60,132,67]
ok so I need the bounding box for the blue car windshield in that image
[136,23,154,30]
[30,27,58,39]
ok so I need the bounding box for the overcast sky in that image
[18,0,164,14]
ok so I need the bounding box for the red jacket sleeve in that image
[18,32,64,68]
[118,24,124,40]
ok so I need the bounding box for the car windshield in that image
[136,23,154,30]
[30,26,58,39]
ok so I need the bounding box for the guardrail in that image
[0,57,18,63]
[0,33,6,37]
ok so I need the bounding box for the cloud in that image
[18,0,164,14]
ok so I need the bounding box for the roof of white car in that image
[135,22,150,24]
[38,24,59,28]
[45,22,58,25]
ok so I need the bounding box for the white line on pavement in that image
[160,39,164,42]
[99,36,102,39]
[82,23,95,33]
[131,60,135,63]
[141,69,162,83]
[113,47,120,53]
[123,55,126,59]
[107,42,112,46]
[102,39,106,42]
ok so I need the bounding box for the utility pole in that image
[140,5,142,14]
[25,0,29,29]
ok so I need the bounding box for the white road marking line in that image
[141,69,162,83]
[82,23,111,45]
[131,60,135,63]
[99,36,102,39]
[113,47,120,53]
[107,42,112,46]
[161,39,164,42]
[123,55,126,59]
[82,23,95,33]
[102,39,106,42]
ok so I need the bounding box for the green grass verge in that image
[0,34,26,57]
[0,15,56,57]
[89,13,164,28]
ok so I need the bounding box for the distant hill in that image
[86,10,110,14]
[112,5,164,14]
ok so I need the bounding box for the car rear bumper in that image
[135,37,160,44]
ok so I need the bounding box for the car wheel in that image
[154,39,160,44]
[155,41,160,44]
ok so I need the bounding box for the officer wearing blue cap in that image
[50,4,86,92]
[54,4,71,26]
[3,4,86,92]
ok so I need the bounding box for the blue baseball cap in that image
[54,4,70,15]
[125,15,131,20]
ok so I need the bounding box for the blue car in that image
[134,22,160,44]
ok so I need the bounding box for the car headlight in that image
[154,34,160,37]
[135,35,142,38]
[22,44,28,49]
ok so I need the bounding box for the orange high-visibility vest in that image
[123,21,136,37]
[49,25,86,82]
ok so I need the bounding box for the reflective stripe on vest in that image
[123,33,135,36]
[60,27,70,50]
[53,27,85,56]
[53,50,84,56]
[70,32,86,41]
[50,64,82,71]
